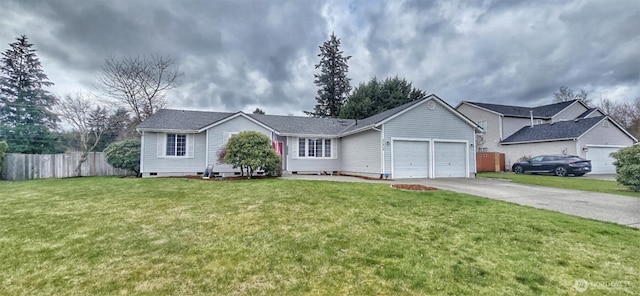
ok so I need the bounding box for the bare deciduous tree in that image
[97,54,182,123]
[58,93,110,176]
[598,97,640,140]
[554,86,591,106]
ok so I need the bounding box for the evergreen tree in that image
[340,76,427,119]
[0,35,59,153]
[305,33,351,118]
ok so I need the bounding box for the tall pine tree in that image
[0,35,59,153]
[305,33,351,118]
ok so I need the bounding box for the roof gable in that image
[342,94,482,135]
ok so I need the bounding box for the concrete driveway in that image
[283,174,640,229]
[406,177,640,229]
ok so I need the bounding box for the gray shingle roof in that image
[501,116,604,143]
[248,114,355,135]
[138,96,436,135]
[137,109,235,131]
[465,100,577,118]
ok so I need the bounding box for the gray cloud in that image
[1,0,638,118]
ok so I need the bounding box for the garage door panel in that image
[393,141,429,178]
[434,142,466,178]
[588,147,620,174]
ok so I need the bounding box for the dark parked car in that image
[512,155,592,176]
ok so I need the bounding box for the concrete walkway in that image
[282,174,640,229]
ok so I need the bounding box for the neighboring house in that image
[137,94,483,179]
[456,100,637,174]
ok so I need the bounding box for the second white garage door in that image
[393,140,429,178]
[434,142,467,178]
[587,146,622,174]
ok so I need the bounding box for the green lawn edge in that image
[478,172,640,198]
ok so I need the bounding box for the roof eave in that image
[500,137,577,145]
[136,127,200,133]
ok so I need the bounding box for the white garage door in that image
[588,146,621,174]
[393,141,429,178]
[434,142,467,178]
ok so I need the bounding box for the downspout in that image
[140,131,145,175]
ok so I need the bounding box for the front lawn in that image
[0,177,638,295]
[479,172,640,198]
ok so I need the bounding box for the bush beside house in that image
[104,139,141,176]
[0,141,8,178]
[222,131,281,178]
[611,145,640,192]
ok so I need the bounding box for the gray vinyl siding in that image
[553,103,588,122]
[577,118,634,158]
[206,116,272,173]
[456,104,501,151]
[502,117,534,139]
[286,137,341,172]
[340,129,381,174]
[141,131,206,174]
[383,101,476,176]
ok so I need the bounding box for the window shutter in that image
[291,137,298,159]
[223,132,230,145]
[332,138,338,159]
[187,134,195,158]
[157,133,165,157]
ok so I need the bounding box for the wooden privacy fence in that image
[1,152,130,181]
[476,152,506,172]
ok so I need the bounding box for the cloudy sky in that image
[1,0,638,117]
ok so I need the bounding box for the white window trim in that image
[157,133,194,159]
[292,137,337,159]
[477,120,487,134]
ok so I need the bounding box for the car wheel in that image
[513,165,524,174]
[554,166,568,177]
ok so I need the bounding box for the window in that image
[166,133,187,156]
[477,120,487,134]
[297,138,334,158]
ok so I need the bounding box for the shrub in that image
[104,139,141,175]
[0,141,8,178]
[611,145,640,192]
[223,131,281,179]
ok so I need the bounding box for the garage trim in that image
[432,139,469,178]
[585,144,626,174]
[391,137,431,179]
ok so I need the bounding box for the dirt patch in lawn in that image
[392,184,439,191]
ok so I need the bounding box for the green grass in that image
[479,172,640,198]
[0,177,638,295]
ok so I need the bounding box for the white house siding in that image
[553,103,588,122]
[500,140,577,170]
[456,104,501,152]
[141,131,207,177]
[286,137,341,173]
[383,101,476,177]
[206,116,272,174]
[340,129,381,174]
